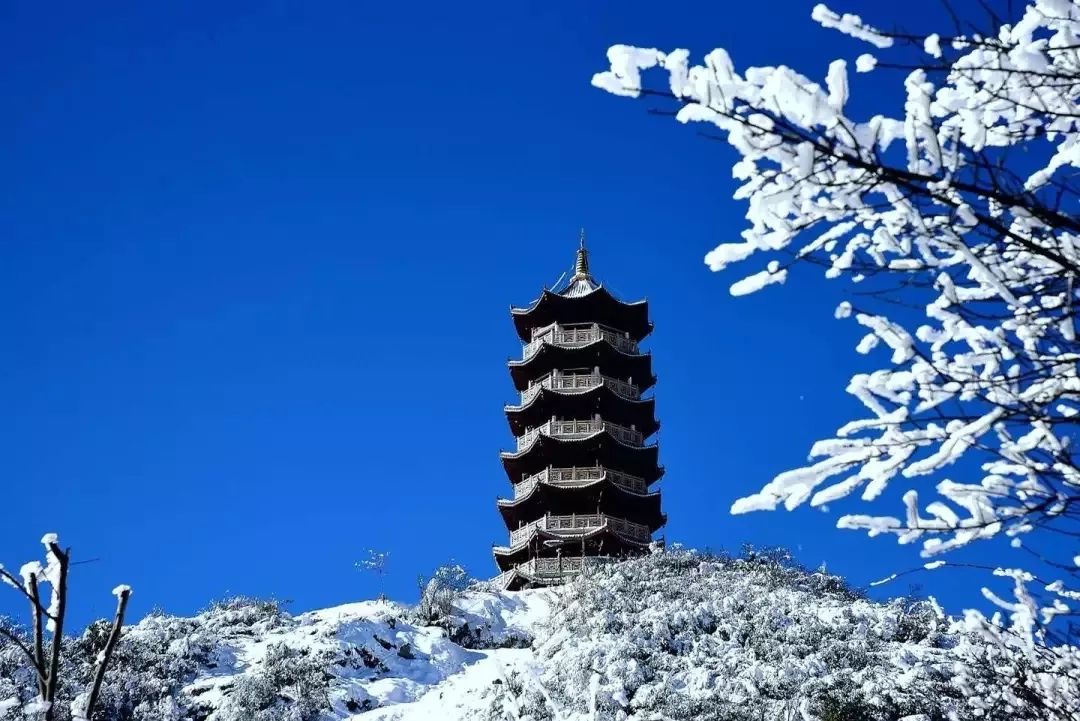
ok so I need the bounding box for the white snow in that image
[855,53,877,72]
[810,4,894,48]
[3,553,1076,720]
[591,5,1080,708]
[170,591,557,720]
[924,33,942,58]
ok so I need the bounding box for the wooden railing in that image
[516,418,644,450]
[508,513,651,547]
[519,370,640,405]
[514,466,649,498]
[517,556,613,578]
[523,323,639,358]
[493,557,618,588]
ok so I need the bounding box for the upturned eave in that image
[510,286,652,342]
[504,385,659,438]
[497,479,665,531]
[500,431,663,484]
[508,342,656,392]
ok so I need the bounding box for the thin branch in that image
[78,587,131,721]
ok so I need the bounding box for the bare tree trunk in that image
[27,577,46,699]
[43,543,69,721]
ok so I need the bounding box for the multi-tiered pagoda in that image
[494,235,664,590]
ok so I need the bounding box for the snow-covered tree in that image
[355,550,390,579]
[355,550,391,600]
[498,548,1045,721]
[412,563,472,627]
[593,1,1080,717]
[0,534,131,721]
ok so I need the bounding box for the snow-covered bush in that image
[410,565,534,649]
[501,549,1056,721]
[0,627,34,719]
[5,553,1072,720]
[66,611,214,721]
[412,564,473,628]
[203,596,286,631]
[0,594,303,721]
[216,643,331,721]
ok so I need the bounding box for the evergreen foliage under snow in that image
[2,549,1072,720]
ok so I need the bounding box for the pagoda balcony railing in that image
[523,323,638,359]
[516,418,644,450]
[520,556,613,579]
[492,557,615,589]
[509,513,651,547]
[520,370,640,405]
[515,466,649,498]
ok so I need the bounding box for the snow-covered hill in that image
[1,549,1071,721]
[182,592,555,721]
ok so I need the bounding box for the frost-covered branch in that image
[73,584,131,721]
[594,0,1080,715]
[0,534,131,721]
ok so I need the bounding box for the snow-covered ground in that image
[179,591,555,721]
[2,550,1072,720]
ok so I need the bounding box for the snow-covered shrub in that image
[506,549,1044,721]
[484,670,552,721]
[0,594,303,721]
[412,564,473,628]
[68,611,216,721]
[5,555,1069,721]
[411,565,535,649]
[217,643,331,721]
[446,620,532,651]
[0,625,34,720]
[204,596,286,631]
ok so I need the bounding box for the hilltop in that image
[0,549,1068,721]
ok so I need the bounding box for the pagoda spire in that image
[574,228,590,279]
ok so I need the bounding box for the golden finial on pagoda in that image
[574,228,590,278]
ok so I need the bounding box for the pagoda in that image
[494,233,664,590]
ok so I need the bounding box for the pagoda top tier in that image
[511,236,652,342]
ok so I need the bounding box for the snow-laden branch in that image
[595,1,1080,715]
[0,534,131,721]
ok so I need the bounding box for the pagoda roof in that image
[497,479,665,531]
[493,525,650,570]
[505,385,659,437]
[509,342,655,392]
[500,431,662,483]
[511,237,652,342]
[511,286,651,343]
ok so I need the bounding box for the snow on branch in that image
[811,3,894,48]
[595,1,1080,712]
[0,534,131,721]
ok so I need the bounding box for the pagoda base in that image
[493,556,611,591]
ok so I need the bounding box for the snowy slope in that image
[2,550,1071,720]
[179,591,555,721]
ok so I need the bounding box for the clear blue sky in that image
[1,0,1009,627]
